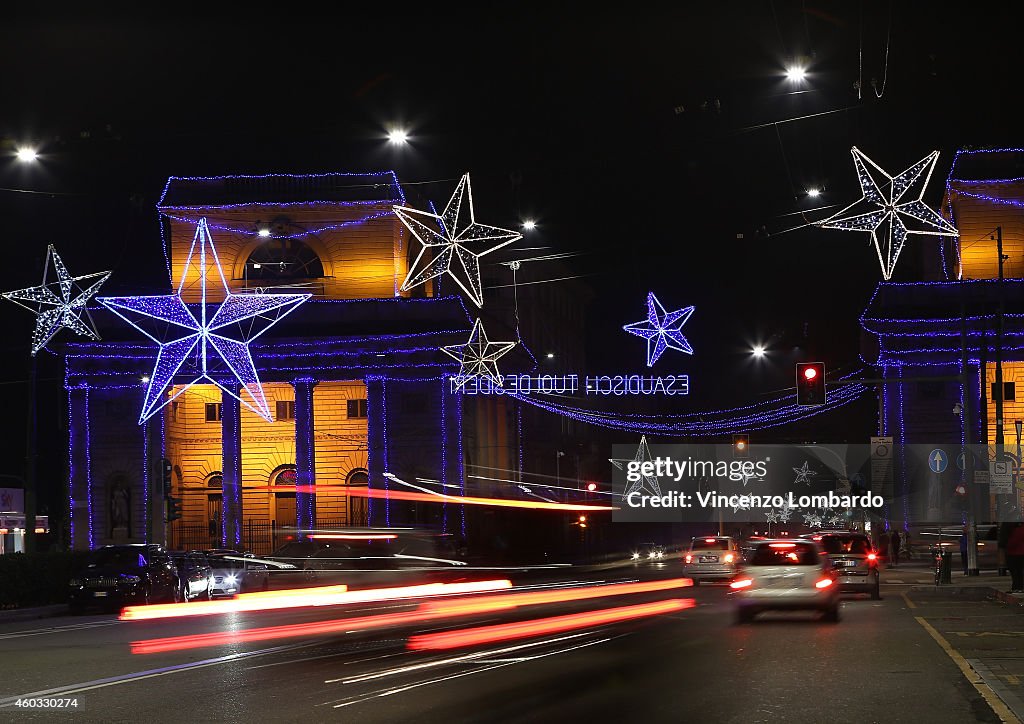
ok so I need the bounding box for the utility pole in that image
[995,226,1006,480]
[24,354,38,553]
[962,281,979,576]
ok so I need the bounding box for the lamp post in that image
[556,451,565,499]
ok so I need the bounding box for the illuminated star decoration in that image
[792,461,818,486]
[623,292,695,367]
[610,435,662,498]
[818,147,958,280]
[394,174,522,308]
[773,500,795,523]
[442,318,516,389]
[98,218,310,424]
[2,245,112,355]
[765,508,780,524]
[803,511,823,528]
[827,513,845,528]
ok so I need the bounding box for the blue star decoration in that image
[2,245,112,355]
[622,292,695,367]
[818,147,958,280]
[792,461,818,486]
[394,174,522,308]
[441,318,516,388]
[609,435,663,498]
[98,218,311,424]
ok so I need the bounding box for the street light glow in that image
[752,346,765,358]
[522,219,537,231]
[388,128,409,145]
[786,65,807,81]
[806,188,821,198]
[258,228,271,238]
[16,147,39,162]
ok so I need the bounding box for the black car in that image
[168,551,214,602]
[69,544,179,612]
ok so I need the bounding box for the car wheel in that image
[205,583,213,601]
[823,604,840,623]
[141,585,153,606]
[871,575,881,600]
[181,584,191,603]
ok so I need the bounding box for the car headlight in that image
[632,552,640,560]
[656,551,663,558]
[120,575,142,584]
[225,575,238,585]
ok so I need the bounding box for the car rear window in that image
[691,539,729,551]
[821,536,871,555]
[750,543,819,566]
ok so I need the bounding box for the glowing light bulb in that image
[16,147,39,162]
[388,128,409,145]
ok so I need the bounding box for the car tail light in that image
[724,553,735,563]
[705,538,716,543]
[812,535,822,541]
[730,578,753,590]
[684,554,692,564]
[815,578,834,589]
[867,553,877,562]
[769,543,796,548]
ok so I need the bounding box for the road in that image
[0,561,1014,723]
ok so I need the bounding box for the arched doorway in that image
[206,473,223,540]
[271,465,297,529]
[346,469,369,526]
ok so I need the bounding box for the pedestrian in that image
[960,526,969,575]
[890,529,901,567]
[1007,523,1024,594]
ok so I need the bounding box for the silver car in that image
[731,539,841,623]
[682,536,739,585]
[205,551,271,597]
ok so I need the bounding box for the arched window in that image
[245,239,324,281]
[274,467,297,487]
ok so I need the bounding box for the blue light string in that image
[382,378,390,527]
[440,380,447,533]
[85,387,94,550]
[160,210,394,241]
[142,417,148,544]
[67,388,75,547]
[457,385,465,537]
[156,171,406,207]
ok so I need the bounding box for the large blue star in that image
[99,218,310,424]
[623,292,694,367]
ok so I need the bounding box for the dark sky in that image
[1,4,1021,503]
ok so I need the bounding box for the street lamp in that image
[522,219,537,231]
[556,451,565,489]
[752,345,766,358]
[387,128,410,145]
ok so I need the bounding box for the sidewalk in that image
[0,603,69,624]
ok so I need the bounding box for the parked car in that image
[69,544,179,612]
[731,539,841,624]
[168,551,213,602]
[205,550,271,596]
[682,536,740,585]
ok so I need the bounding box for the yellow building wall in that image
[950,187,1024,280]
[985,362,1024,449]
[165,381,369,528]
[167,206,410,302]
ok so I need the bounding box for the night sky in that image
[2,5,1021,512]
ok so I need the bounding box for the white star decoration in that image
[2,245,112,355]
[792,461,818,486]
[98,218,310,423]
[610,435,662,498]
[765,508,780,524]
[819,147,958,280]
[623,292,695,367]
[803,512,823,528]
[442,318,516,387]
[394,174,521,308]
[772,500,795,523]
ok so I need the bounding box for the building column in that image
[221,390,243,549]
[68,386,91,551]
[366,377,387,526]
[294,379,317,535]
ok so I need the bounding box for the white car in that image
[205,551,271,597]
[731,539,841,624]
[682,536,739,584]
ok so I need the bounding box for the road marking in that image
[914,616,1021,724]
[0,642,313,707]
[901,592,916,609]
[1003,675,1022,686]
[956,632,1024,638]
[0,620,124,640]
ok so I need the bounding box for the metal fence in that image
[170,518,353,555]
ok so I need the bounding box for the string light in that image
[395,174,521,308]
[818,147,958,280]
[2,245,112,355]
[442,319,516,387]
[622,292,695,367]
[98,218,310,423]
[609,436,662,497]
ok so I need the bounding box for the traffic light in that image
[167,495,183,522]
[162,458,172,496]
[733,434,749,458]
[796,362,826,405]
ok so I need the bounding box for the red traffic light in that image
[586,482,597,492]
[803,367,818,380]
[954,483,967,496]
[795,363,826,406]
